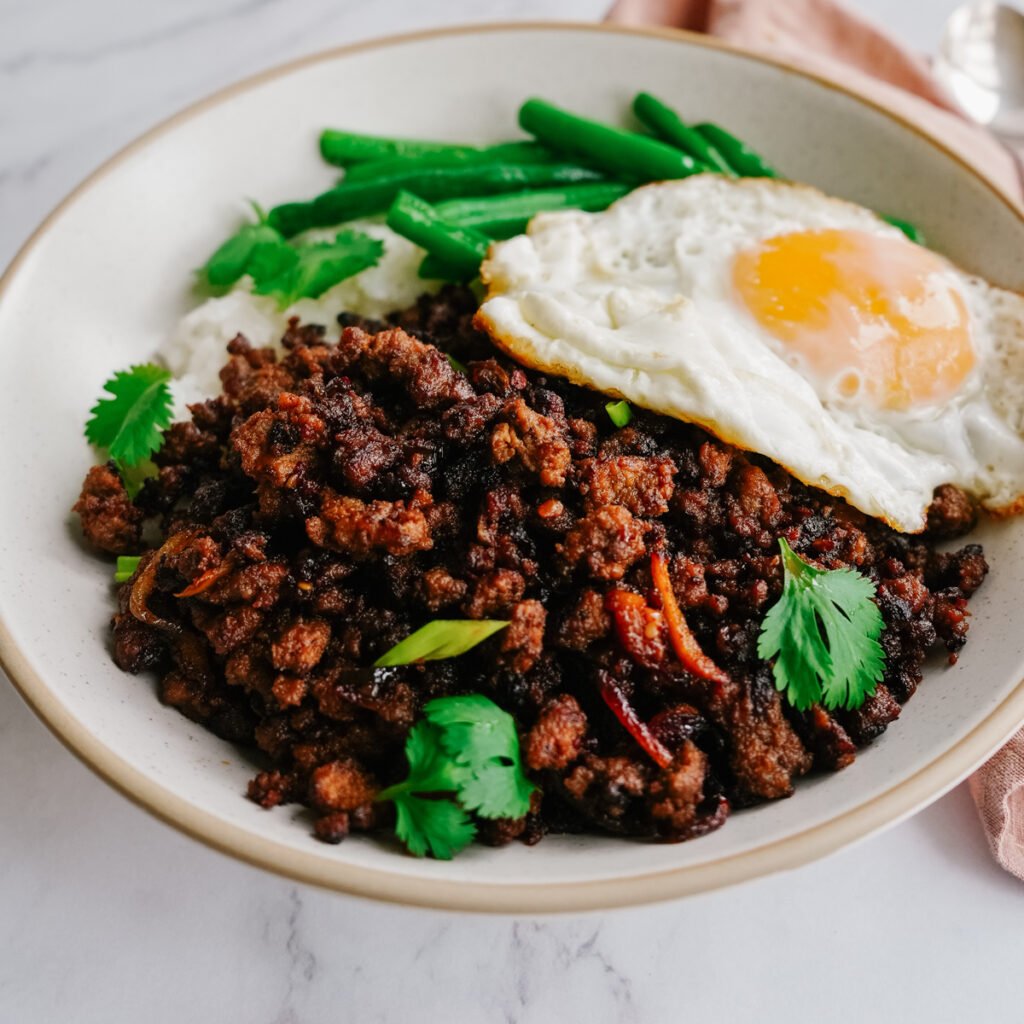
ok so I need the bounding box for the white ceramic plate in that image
[4,23,1024,913]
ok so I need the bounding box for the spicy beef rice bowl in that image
[71,87,1009,862]
[6,25,1024,908]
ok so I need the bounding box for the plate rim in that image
[2,19,1023,913]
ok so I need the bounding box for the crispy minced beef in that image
[558,505,649,581]
[577,454,676,516]
[525,694,589,771]
[74,463,144,554]
[74,284,989,848]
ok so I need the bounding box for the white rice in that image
[161,221,437,412]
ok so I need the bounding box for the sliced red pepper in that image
[605,588,667,669]
[597,670,673,769]
[650,549,730,689]
[175,558,233,598]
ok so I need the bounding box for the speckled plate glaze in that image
[3,23,1024,913]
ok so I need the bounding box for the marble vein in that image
[267,888,320,1024]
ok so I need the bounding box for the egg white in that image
[476,175,1024,532]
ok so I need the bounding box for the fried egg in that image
[476,175,1024,532]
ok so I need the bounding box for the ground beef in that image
[74,286,989,850]
[577,455,676,516]
[490,397,571,487]
[926,483,978,538]
[558,505,649,581]
[525,694,588,771]
[74,463,144,554]
[308,758,377,813]
[306,490,434,557]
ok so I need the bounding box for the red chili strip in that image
[650,550,730,688]
[175,558,233,598]
[605,588,667,670]
[597,670,673,769]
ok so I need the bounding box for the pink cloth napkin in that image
[607,0,1024,881]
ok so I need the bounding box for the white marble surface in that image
[4,1,1024,1021]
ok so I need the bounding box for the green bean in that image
[519,98,704,182]
[881,214,925,245]
[693,123,778,178]
[343,142,557,182]
[435,182,630,236]
[465,219,528,241]
[387,191,490,279]
[632,93,734,176]
[418,253,467,281]
[269,162,608,236]
[267,202,318,238]
[319,129,476,167]
[417,183,634,275]
[416,183,635,276]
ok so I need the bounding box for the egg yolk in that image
[732,228,974,410]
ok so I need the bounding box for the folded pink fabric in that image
[607,0,1024,881]
[608,0,1022,199]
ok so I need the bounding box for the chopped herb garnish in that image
[446,353,468,373]
[201,201,384,306]
[114,555,141,583]
[391,786,477,860]
[425,695,535,820]
[758,538,885,711]
[373,619,509,667]
[606,399,633,428]
[253,229,384,308]
[202,218,289,288]
[378,720,475,859]
[85,364,174,467]
[376,695,536,859]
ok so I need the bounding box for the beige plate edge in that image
[2,20,1024,914]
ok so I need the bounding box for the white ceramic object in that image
[3,23,1024,913]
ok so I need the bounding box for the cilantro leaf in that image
[203,221,288,288]
[758,538,885,712]
[758,581,825,711]
[425,695,535,820]
[392,794,476,860]
[378,721,468,799]
[376,697,535,858]
[814,569,887,710]
[254,230,384,309]
[373,620,509,668]
[457,761,534,820]
[425,695,514,762]
[201,208,382,303]
[376,721,474,860]
[85,364,174,467]
[245,236,299,285]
